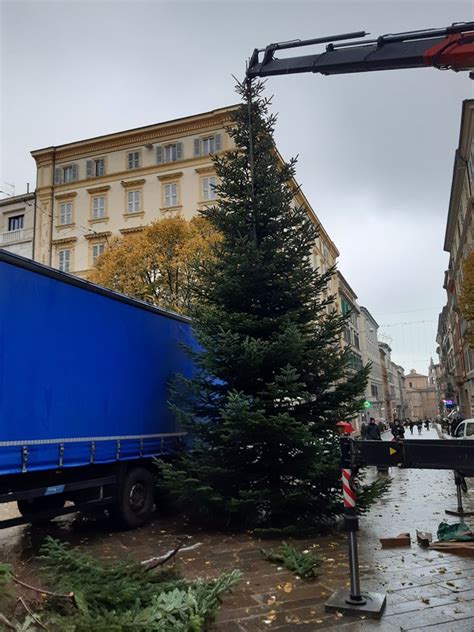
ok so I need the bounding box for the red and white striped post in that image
[325,437,386,618]
[341,465,365,604]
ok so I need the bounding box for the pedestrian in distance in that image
[366,417,381,440]
[416,419,423,434]
[392,419,405,441]
[424,418,430,431]
[408,418,414,435]
[361,421,368,439]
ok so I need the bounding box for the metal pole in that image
[348,531,362,601]
[454,472,464,514]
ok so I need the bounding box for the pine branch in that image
[11,573,78,608]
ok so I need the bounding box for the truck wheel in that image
[17,495,65,524]
[113,467,154,529]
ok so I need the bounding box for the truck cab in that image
[454,419,474,439]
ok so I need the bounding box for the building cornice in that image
[157,171,183,182]
[119,226,145,235]
[86,185,111,194]
[52,236,78,246]
[0,192,35,207]
[121,178,146,188]
[31,106,238,164]
[55,192,77,201]
[84,231,112,241]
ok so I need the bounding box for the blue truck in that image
[0,250,196,529]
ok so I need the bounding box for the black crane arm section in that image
[247,22,474,78]
[343,438,474,477]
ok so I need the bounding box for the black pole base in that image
[445,509,474,517]
[346,594,367,606]
[325,589,386,619]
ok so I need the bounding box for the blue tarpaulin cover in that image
[0,251,197,475]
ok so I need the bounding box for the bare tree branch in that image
[141,541,202,570]
[11,574,78,609]
[17,596,47,630]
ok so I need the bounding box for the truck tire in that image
[112,467,154,529]
[17,495,65,524]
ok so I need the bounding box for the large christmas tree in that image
[160,81,373,533]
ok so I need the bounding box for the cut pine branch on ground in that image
[261,542,322,579]
[0,537,241,631]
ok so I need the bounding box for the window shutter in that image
[194,138,201,156]
[215,133,222,152]
[54,168,62,185]
[86,160,93,178]
[156,146,163,164]
[72,164,78,181]
[176,142,183,160]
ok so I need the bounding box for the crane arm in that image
[247,22,474,78]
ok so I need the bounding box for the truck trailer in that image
[0,250,196,529]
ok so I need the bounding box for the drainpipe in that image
[32,190,37,260]
[49,148,56,266]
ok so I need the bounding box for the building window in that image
[202,176,216,201]
[59,202,72,225]
[344,326,352,345]
[127,190,141,213]
[194,134,222,156]
[127,151,140,170]
[371,384,379,399]
[341,296,351,316]
[62,165,77,183]
[92,243,105,265]
[92,196,106,220]
[8,215,24,231]
[58,249,71,272]
[157,143,183,164]
[163,183,178,208]
[354,333,360,350]
[86,158,105,178]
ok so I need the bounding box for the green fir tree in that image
[159,80,375,533]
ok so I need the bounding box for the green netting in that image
[437,522,474,542]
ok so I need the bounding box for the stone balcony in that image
[0,227,33,246]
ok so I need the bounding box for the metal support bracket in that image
[21,446,28,473]
[446,471,474,516]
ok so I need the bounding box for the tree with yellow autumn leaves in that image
[460,251,474,346]
[91,216,219,314]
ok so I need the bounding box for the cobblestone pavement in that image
[2,426,474,630]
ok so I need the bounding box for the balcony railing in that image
[0,228,32,246]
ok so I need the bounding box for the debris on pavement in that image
[380,533,411,548]
[430,541,474,555]
[416,530,433,547]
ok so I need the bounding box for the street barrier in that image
[325,437,474,619]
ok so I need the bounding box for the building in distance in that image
[0,192,35,258]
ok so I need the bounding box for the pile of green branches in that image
[0,537,241,631]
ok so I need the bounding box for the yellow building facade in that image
[31,106,338,288]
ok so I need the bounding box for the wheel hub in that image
[129,482,146,512]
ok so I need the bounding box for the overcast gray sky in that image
[1,0,473,374]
